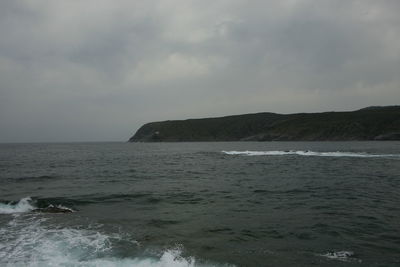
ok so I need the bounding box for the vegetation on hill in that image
[129,106,400,142]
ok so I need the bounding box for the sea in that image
[1,141,399,267]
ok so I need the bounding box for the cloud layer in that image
[1,0,399,142]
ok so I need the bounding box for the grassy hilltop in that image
[129,106,400,142]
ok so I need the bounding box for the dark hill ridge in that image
[129,106,400,142]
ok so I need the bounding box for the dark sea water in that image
[1,141,400,267]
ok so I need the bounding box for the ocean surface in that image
[1,141,400,267]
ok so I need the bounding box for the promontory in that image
[129,106,400,142]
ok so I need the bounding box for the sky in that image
[0,0,399,142]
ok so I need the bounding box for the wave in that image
[0,197,35,214]
[320,251,361,262]
[3,175,57,184]
[0,197,74,214]
[222,150,400,158]
[12,175,56,182]
[0,215,233,267]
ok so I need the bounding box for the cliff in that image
[129,106,400,142]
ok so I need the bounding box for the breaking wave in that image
[222,150,400,158]
[0,208,233,267]
[0,197,74,214]
[0,197,35,214]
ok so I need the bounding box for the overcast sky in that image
[0,0,399,142]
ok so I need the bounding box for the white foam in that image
[84,249,197,267]
[320,251,360,262]
[222,150,399,158]
[0,215,233,267]
[0,197,77,214]
[47,204,75,212]
[0,197,35,214]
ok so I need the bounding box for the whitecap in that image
[320,251,360,262]
[0,197,35,214]
[83,249,197,267]
[0,197,77,214]
[0,215,233,267]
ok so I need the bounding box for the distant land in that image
[129,106,400,142]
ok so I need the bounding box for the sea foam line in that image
[222,150,400,158]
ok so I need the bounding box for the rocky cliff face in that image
[129,106,400,142]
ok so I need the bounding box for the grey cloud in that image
[0,0,399,142]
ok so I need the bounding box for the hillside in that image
[129,106,400,142]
